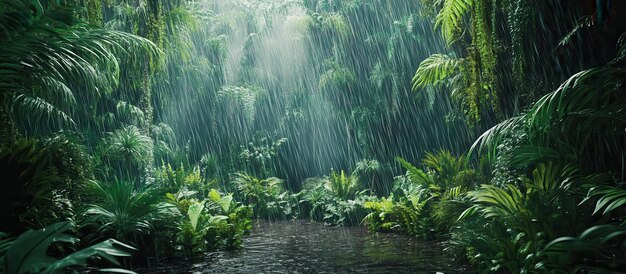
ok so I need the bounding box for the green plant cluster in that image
[363,151,482,238]
[298,170,374,226]
[232,173,296,220]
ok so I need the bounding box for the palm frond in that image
[9,93,76,128]
[527,68,626,135]
[80,180,167,242]
[522,162,578,193]
[614,32,626,64]
[396,157,432,187]
[412,54,464,91]
[556,16,593,49]
[468,115,525,158]
[435,0,473,45]
[586,184,626,216]
[0,0,161,127]
[468,184,525,219]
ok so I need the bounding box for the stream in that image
[142,220,471,273]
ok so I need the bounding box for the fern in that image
[396,157,432,188]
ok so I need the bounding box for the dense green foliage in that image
[2,0,626,272]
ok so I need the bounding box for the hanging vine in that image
[470,0,500,120]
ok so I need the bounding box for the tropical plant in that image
[366,153,478,238]
[536,182,626,272]
[434,0,474,45]
[80,180,169,246]
[0,139,72,234]
[363,194,431,237]
[298,174,371,226]
[457,163,593,272]
[239,135,287,177]
[96,126,154,184]
[207,190,253,250]
[0,0,160,143]
[472,68,626,166]
[175,200,213,258]
[396,151,471,198]
[412,54,465,92]
[542,224,626,273]
[322,197,369,226]
[155,163,214,197]
[170,189,252,257]
[298,179,334,221]
[354,159,386,195]
[0,221,135,274]
[232,173,294,219]
[325,170,360,200]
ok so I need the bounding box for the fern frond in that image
[396,157,432,187]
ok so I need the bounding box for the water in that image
[143,220,471,273]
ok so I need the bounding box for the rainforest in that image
[1,0,626,273]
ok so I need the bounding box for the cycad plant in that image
[80,180,168,247]
[96,126,154,184]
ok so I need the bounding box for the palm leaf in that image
[586,184,626,216]
[435,0,474,45]
[412,54,464,91]
[613,32,626,63]
[468,115,525,159]
[0,0,161,127]
[81,180,167,242]
[468,184,524,219]
[44,239,136,274]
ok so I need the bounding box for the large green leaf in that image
[209,189,234,214]
[4,222,76,274]
[2,221,135,274]
[187,200,205,231]
[44,239,135,274]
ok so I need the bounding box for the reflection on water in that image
[142,220,471,273]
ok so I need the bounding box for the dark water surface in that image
[142,220,471,273]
